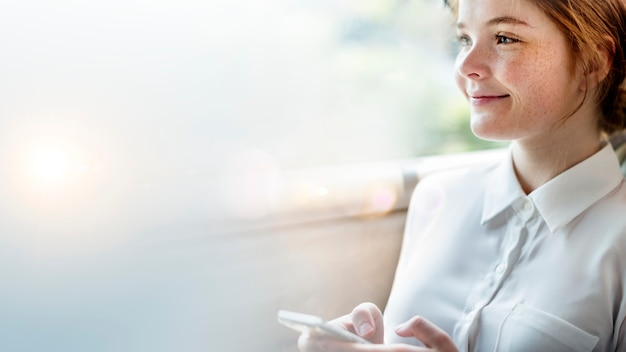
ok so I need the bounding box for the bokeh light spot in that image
[27,146,70,185]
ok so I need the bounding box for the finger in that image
[298,303,385,351]
[298,334,365,352]
[297,333,314,352]
[395,316,457,351]
[298,333,337,352]
[348,302,385,343]
[299,335,396,352]
[297,309,370,352]
[300,334,433,352]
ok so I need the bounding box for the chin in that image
[470,122,514,142]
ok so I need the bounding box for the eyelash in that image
[495,34,520,45]
[455,34,521,47]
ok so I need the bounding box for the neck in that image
[511,111,602,194]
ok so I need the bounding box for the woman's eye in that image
[495,35,520,45]
[456,35,471,47]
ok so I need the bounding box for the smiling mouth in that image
[470,95,510,105]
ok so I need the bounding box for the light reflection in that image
[218,163,403,223]
[77,162,89,174]
[26,145,72,187]
[0,120,130,255]
[292,179,327,208]
[362,183,398,215]
[317,187,329,197]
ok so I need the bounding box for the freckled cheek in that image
[503,62,562,111]
[529,67,568,113]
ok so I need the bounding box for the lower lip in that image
[470,96,510,106]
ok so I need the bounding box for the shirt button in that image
[523,199,533,211]
[495,263,506,274]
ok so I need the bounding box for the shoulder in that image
[408,159,499,208]
[606,181,626,348]
[590,178,626,232]
[403,160,499,233]
[584,179,626,276]
[602,179,626,244]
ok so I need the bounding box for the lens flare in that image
[28,146,70,185]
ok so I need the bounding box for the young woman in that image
[298,0,626,351]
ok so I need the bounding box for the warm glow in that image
[28,146,70,185]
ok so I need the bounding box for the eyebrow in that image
[457,16,532,29]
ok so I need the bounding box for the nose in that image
[455,44,490,80]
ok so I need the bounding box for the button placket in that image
[462,222,526,325]
[457,201,533,351]
[466,310,477,321]
[517,198,535,222]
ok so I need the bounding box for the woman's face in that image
[454,0,587,142]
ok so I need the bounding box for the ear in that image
[583,37,615,90]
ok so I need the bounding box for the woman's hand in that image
[394,316,458,352]
[297,303,458,352]
[297,302,384,351]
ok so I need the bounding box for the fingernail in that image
[395,322,407,332]
[357,321,373,336]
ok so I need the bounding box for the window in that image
[0,1,506,351]
[207,0,504,171]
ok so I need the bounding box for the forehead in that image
[456,0,548,28]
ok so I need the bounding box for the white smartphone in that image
[277,309,372,344]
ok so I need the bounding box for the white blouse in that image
[384,144,626,352]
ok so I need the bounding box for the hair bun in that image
[604,86,626,135]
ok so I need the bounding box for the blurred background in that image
[0,0,504,350]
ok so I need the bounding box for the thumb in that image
[348,302,385,344]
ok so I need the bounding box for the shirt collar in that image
[481,147,526,225]
[482,143,624,233]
